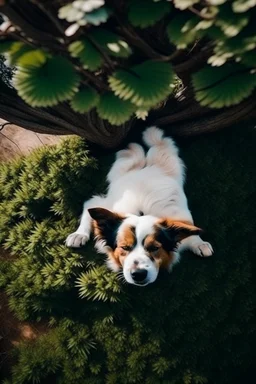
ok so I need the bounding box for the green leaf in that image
[70,87,99,113]
[212,35,256,58]
[72,0,105,12]
[16,49,48,67]
[192,64,256,108]
[69,39,102,71]
[13,55,80,107]
[8,42,35,66]
[83,7,110,25]
[89,28,132,58]
[173,0,200,10]
[242,51,256,68]
[135,109,149,120]
[128,0,171,28]
[0,41,14,54]
[58,4,84,22]
[59,2,109,26]
[166,14,198,49]
[109,61,175,108]
[216,5,249,37]
[97,92,135,125]
[232,0,256,13]
[207,32,256,66]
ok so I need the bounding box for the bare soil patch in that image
[0,119,64,162]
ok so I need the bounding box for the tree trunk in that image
[0,82,133,149]
[149,88,256,137]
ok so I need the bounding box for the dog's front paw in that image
[66,232,89,248]
[193,242,213,257]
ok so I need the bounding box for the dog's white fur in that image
[66,127,213,285]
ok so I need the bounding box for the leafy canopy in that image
[0,0,255,125]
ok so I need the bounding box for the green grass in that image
[0,122,255,384]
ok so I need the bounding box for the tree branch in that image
[76,66,109,91]
[188,6,214,20]
[117,25,164,60]
[156,93,256,137]
[174,44,213,74]
[0,3,62,49]
[31,1,66,36]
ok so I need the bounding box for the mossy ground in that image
[0,122,255,384]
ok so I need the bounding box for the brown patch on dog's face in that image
[112,224,136,268]
[143,234,176,270]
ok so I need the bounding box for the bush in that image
[0,125,255,384]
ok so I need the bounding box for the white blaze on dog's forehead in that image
[118,215,139,235]
[117,215,158,244]
[135,215,158,244]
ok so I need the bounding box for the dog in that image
[66,127,213,286]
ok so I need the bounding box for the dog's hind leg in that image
[107,143,146,183]
[143,126,185,185]
[66,195,107,248]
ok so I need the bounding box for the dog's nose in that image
[131,269,148,282]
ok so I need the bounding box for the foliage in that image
[0,124,256,383]
[108,61,175,108]
[192,63,256,108]
[97,92,136,125]
[70,87,100,113]
[13,54,80,107]
[0,0,256,126]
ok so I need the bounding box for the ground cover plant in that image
[0,122,255,383]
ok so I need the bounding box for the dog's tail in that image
[143,126,178,154]
[143,126,185,183]
[142,126,165,147]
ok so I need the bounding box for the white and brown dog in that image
[66,127,213,286]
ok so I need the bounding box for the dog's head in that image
[88,208,201,286]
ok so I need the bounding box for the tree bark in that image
[156,95,256,137]
[148,86,256,138]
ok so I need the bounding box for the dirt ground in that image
[0,120,64,378]
[0,287,49,378]
[0,119,63,161]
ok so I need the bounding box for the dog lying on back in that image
[66,127,213,286]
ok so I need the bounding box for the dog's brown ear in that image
[88,208,124,249]
[157,219,202,251]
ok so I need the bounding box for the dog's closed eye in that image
[146,245,160,253]
[120,245,133,251]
